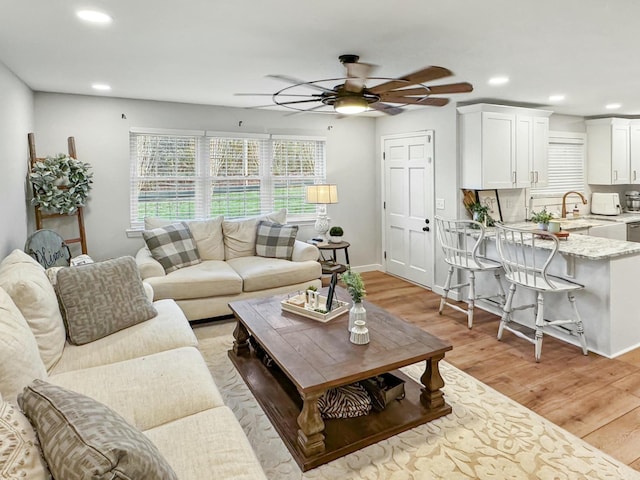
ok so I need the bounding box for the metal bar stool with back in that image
[494,224,588,362]
[435,216,506,329]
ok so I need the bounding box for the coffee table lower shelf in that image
[228,349,452,472]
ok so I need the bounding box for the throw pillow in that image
[0,249,66,370]
[222,208,287,260]
[18,379,178,480]
[144,216,224,261]
[255,220,298,260]
[0,398,50,479]
[56,256,158,345]
[142,222,201,273]
[0,287,48,401]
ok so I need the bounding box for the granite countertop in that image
[483,223,640,260]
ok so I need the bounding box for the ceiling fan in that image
[238,54,473,115]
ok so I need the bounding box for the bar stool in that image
[435,216,506,329]
[494,224,588,362]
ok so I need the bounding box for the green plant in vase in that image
[470,203,494,227]
[340,268,367,332]
[329,226,344,243]
[530,209,553,230]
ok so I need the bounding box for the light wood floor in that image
[359,270,640,471]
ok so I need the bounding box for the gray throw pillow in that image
[142,222,201,273]
[56,256,158,345]
[18,379,178,480]
[255,220,298,260]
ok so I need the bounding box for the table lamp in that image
[305,184,338,242]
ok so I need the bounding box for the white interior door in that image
[383,132,434,288]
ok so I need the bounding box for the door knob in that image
[422,226,430,232]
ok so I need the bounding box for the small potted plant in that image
[329,226,344,243]
[470,203,494,227]
[530,208,553,230]
[340,268,366,332]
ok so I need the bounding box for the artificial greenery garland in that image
[30,154,93,215]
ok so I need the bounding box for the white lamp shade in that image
[306,184,338,204]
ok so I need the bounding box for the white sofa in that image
[0,250,267,479]
[136,210,323,320]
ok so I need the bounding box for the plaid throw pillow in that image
[142,222,201,273]
[255,221,298,260]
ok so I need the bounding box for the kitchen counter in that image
[484,222,640,260]
[471,226,640,358]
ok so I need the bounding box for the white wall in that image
[34,93,377,266]
[0,62,33,256]
[375,104,459,290]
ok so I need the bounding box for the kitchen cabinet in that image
[629,121,640,183]
[458,104,551,189]
[586,118,631,185]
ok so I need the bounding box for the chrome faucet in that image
[561,191,588,218]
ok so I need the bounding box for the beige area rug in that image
[194,322,640,480]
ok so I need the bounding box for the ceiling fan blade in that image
[380,87,430,97]
[369,66,453,94]
[369,102,404,116]
[344,62,376,93]
[381,82,473,98]
[422,82,473,95]
[380,96,450,107]
[266,74,335,93]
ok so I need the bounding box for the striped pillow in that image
[142,222,201,273]
[255,221,298,260]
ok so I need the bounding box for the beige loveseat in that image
[0,250,267,479]
[136,210,323,320]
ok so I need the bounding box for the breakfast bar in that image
[475,228,640,358]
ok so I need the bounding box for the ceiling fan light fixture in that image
[334,96,369,114]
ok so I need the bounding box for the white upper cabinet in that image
[458,104,551,190]
[586,118,631,185]
[629,122,640,183]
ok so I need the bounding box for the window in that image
[129,129,326,229]
[530,131,586,197]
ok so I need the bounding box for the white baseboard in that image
[431,285,462,301]
[350,263,383,273]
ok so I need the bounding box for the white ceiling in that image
[1,0,639,117]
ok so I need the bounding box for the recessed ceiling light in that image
[92,84,111,91]
[549,94,565,102]
[76,10,112,24]
[606,103,621,110]
[488,76,509,86]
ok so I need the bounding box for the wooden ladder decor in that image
[27,132,88,254]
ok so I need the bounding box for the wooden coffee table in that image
[228,289,452,471]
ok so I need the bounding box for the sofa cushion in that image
[0,287,47,401]
[145,260,243,301]
[228,256,322,292]
[50,299,196,375]
[0,249,66,370]
[222,209,287,260]
[255,220,298,260]
[143,222,202,273]
[144,407,267,480]
[145,216,225,261]
[56,256,158,345]
[18,379,178,480]
[0,398,50,479]
[49,347,224,431]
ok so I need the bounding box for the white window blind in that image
[130,130,326,229]
[531,132,586,197]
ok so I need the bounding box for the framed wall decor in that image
[476,189,503,223]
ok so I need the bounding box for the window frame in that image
[128,128,326,232]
